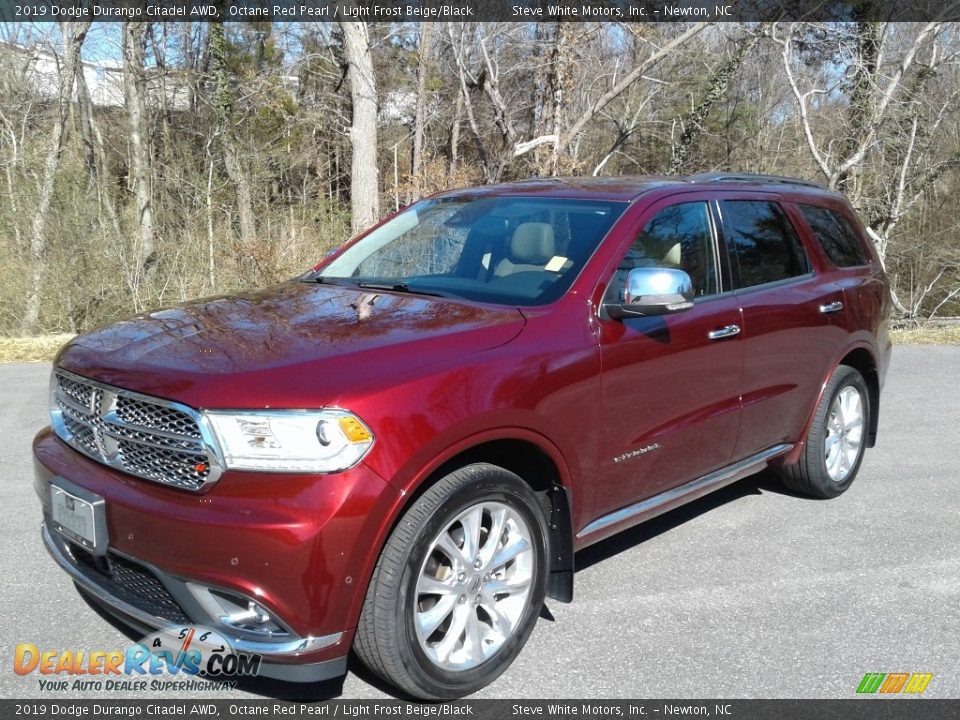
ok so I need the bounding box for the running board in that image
[577,443,793,539]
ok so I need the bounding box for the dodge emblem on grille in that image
[91,389,120,462]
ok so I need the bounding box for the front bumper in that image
[34,428,400,682]
[41,523,346,683]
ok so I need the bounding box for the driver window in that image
[607,202,718,303]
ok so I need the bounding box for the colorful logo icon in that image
[857,672,932,695]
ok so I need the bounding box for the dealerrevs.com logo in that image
[14,626,261,692]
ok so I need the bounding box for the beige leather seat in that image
[661,242,681,267]
[640,236,682,268]
[494,223,555,277]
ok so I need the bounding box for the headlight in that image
[204,409,374,473]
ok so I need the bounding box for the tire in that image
[354,463,548,699]
[779,365,870,498]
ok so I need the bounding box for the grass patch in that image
[891,325,960,345]
[0,334,74,362]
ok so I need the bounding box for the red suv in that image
[34,174,890,698]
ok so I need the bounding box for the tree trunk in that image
[123,22,157,291]
[339,21,380,234]
[74,62,96,179]
[835,21,884,199]
[409,24,433,203]
[75,62,132,300]
[669,31,760,174]
[208,21,257,254]
[21,21,91,335]
[448,91,463,181]
[545,22,572,175]
[530,23,550,172]
[513,23,707,162]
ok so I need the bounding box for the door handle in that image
[819,301,844,314]
[708,324,741,340]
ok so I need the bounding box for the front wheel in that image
[354,463,547,699]
[779,365,870,498]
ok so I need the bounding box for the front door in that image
[594,197,744,518]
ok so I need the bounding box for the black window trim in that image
[714,196,816,294]
[597,198,728,317]
[793,201,873,270]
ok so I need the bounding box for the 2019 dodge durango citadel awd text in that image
[34,174,891,698]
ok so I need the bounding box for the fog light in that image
[187,583,289,637]
[247,601,271,625]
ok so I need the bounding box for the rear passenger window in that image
[721,201,810,288]
[797,204,870,267]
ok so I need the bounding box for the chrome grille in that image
[116,396,202,439]
[51,369,221,491]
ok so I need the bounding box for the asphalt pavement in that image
[1,345,958,700]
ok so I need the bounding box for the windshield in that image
[310,196,627,306]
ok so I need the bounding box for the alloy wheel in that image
[414,501,535,671]
[824,385,864,483]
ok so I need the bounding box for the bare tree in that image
[513,23,708,163]
[74,64,131,297]
[209,21,257,252]
[543,22,573,175]
[774,20,957,319]
[669,28,763,174]
[775,21,944,200]
[410,24,433,202]
[21,21,91,335]
[3,20,960,336]
[340,20,380,233]
[123,22,157,299]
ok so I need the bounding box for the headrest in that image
[511,223,555,261]
[662,242,681,266]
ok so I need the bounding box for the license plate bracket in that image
[49,479,108,555]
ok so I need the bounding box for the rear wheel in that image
[354,463,547,699]
[780,365,870,498]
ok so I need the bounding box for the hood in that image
[56,281,525,408]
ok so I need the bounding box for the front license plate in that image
[51,486,98,550]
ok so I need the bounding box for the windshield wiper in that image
[355,281,463,300]
[301,273,356,286]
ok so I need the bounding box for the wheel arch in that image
[372,431,576,613]
[418,437,575,603]
[786,342,880,465]
[837,347,880,448]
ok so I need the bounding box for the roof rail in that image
[686,172,827,190]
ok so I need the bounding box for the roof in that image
[430,176,685,203]
[429,173,838,203]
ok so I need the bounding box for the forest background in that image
[1,19,958,339]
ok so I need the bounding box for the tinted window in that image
[797,204,870,267]
[721,201,809,288]
[606,202,718,303]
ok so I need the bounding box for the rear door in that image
[716,195,849,459]
[594,195,743,517]
[791,200,889,343]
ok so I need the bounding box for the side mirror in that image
[605,267,695,320]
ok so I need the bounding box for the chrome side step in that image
[577,443,793,539]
